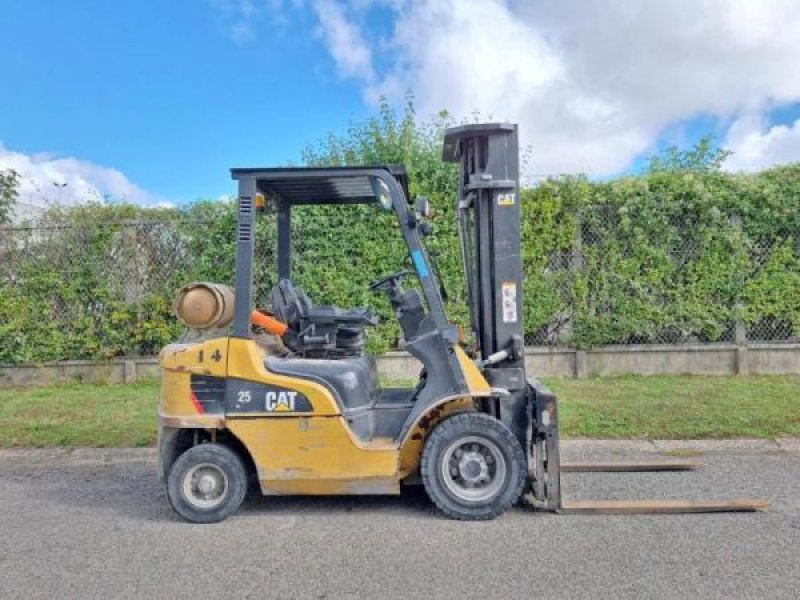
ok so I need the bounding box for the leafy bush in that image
[0,169,19,225]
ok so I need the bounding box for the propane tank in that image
[174,282,235,329]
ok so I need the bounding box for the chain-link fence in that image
[522,208,799,347]
[0,219,278,362]
[0,209,798,364]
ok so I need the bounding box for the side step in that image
[560,498,770,514]
[561,460,700,473]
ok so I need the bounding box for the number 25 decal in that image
[237,390,251,404]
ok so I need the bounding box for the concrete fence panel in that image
[0,343,797,388]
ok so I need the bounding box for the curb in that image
[0,438,798,466]
[0,447,156,465]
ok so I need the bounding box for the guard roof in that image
[229,165,410,206]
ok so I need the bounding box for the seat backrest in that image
[270,279,307,328]
[295,286,314,313]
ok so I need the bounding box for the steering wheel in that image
[369,269,410,292]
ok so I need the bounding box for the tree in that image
[647,135,732,173]
[0,169,19,225]
[298,98,467,350]
[301,98,457,199]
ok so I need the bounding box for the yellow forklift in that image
[159,124,767,523]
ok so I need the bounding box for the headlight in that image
[371,178,393,211]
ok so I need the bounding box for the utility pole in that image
[52,181,68,204]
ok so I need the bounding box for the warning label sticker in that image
[501,282,517,323]
[497,192,515,206]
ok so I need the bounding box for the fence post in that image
[566,207,584,348]
[731,213,749,375]
[572,208,585,271]
[574,350,588,379]
[734,303,749,376]
[123,360,137,384]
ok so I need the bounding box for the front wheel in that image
[421,413,526,520]
[167,443,248,523]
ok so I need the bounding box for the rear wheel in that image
[421,412,526,520]
[167,443,247,523]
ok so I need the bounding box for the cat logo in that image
[265,391,298,412]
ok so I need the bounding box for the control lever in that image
[476,335,523,368]
[478,349,509,367]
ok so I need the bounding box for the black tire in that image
[421,412,526,521]
[167,443,248,524]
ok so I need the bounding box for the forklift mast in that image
[443,124,528,442]
[443,124,768,516]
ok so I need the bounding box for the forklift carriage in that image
[158,124,767,523]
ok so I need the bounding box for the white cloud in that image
[312,0,374,81]
[0,143,168,210]
[210,0,298,42]
[724,114,800,172]
[210,0,258,42]
[307,0,800,175]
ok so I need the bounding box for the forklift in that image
[159,123,767,523]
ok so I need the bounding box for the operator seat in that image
[270,279,377,357]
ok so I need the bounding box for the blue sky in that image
[1,1,372,203]
[2,1,800,207]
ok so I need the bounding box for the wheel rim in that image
[439,435,507,503]
[182,462,229,510]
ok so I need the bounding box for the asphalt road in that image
[1,445,798,600]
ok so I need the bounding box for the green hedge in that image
[0,105,798,363]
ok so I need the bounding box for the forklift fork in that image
[525,380,769,515]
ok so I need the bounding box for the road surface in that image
[0,443,798,599]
